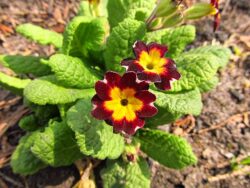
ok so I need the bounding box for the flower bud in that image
[162,12,183,28]
[184,2,218,20]
[155,0,178,17]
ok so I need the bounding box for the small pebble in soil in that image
[229,89,245,103]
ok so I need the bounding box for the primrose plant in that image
[0,0,230,187]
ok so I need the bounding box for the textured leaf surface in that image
[187,45,231,68]
[136,129,197,169]
[0,72,30,95]
[31,121,82,167]
[172,53,220,92]
[104,18,146,72]
[147,88,202,127]
[161,25,196,57]
[24,76,95,105]
[16,23,63,48]
[11,132,46,175]
[107,0,155,29]
[62,16,106,57]
[0,55,51,76]
[144,29,169,44]
[101,158,150,188]
[46,54,99,88]
[67,99,125,159]
[198,76,219,93]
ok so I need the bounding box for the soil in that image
[0,0,250,188]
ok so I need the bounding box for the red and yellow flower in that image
[210,0,220,31]
[91,71,158,135]
[121,41,181,90]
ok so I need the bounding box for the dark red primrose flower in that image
[121,41,180,90]
[91,71,157,135]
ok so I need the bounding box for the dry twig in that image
[195,111,250,135]
[208,166,250,183]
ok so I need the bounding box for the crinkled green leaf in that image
[31,121,83,167]
[147,88,202,127]
[144,29,169,44]
[19,115,40,132]
[101,158,150,188]
[198,76,219,93]
[46,54,99,89]
[0,55,51,76]
[67,99,125,160]
[16,23,63,48]
[161,25,196,58]
[62,16,106,57]
[107,0,155,29]
[172,53,220,92]
[104,18,146,72]
[11,132,47,175]
[136,129,197,169]
[187,45,231,68]
[24,76,95,105]
[0,72,31,95]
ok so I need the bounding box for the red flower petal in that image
[148,42,168,57]
[91,95,112,120]
[133,41,147,58]
[135,90,156,103]
[138,104,158,118]
[104,71,121,87]
[137,71,161,83]
[154,77,171,90]
[121,59,134,66]
[119,71,137,89]
[112,117,145,135]
[137,81,149,90]
[123,118,145,135]
[95,81,111,100]
[91,94,102,105]
[127,61,144,72]
[154,69,181,90]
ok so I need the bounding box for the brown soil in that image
[0,0,250,188]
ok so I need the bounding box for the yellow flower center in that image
[104,87,143,121]
[138,49,167,74]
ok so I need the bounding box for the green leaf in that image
[107,0,155,29]
[101,158,150,188]
[62,16,106,57]
[16,23,63,48]
[11,132,47,175]
[161,25,196,58]
[147,88,202,127]
[24,76,95,105]
[0,55,51,76]
[240,156,250,165]
[31,121,82,167]
[23,99,59,126]
[0,72,31,95]
[19,115,40,132]
[77,1,92,17]
[144,29,169,44]
[46,54,99,89]
[198,76,219,93]
[104,18,146,72]
[136,129,197,169]
[187,45,231,68]
[67,99,125,160]
[171,53,221,92]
